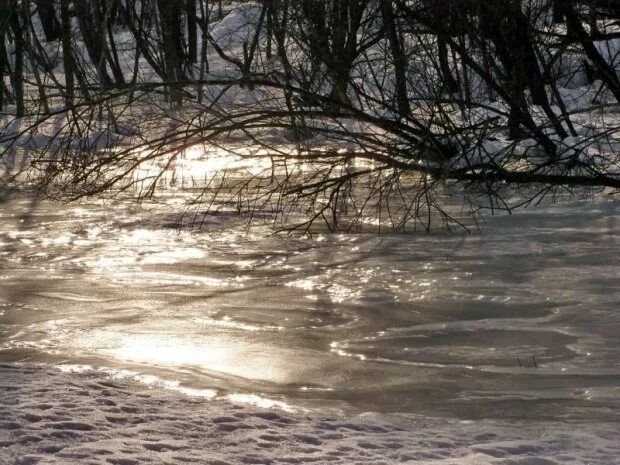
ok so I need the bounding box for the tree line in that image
[1,0,619,230]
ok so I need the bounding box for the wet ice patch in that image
[140,247,206,265]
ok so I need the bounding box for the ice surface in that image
[1,195,620,420]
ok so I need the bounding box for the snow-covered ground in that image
[1,363,619,465]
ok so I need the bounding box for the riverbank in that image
[1,363,618,465]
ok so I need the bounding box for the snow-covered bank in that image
[1,364,619,465]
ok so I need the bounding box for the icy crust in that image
[1,364,619,465]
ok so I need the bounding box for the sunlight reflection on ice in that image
[286,277,361,303]
[82,228,208,272]
[133,144,275,190]
[109,334,230,369]
[100,332,293,385]
[193,316,283,332]
[225,393,298,412]
[140,247,205,265]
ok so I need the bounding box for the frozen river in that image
[1,190,620,424]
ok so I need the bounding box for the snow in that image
[211,3,263,50]
[0,364,618,465]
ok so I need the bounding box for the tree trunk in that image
[564,1,620,102]
[34,0,60,41]
[157,0,185,106]
[197,0,209,103]
[186,0,197,64]
[74,0,113,88]
[438,33,459,94]
[60,0,75,107]
[0,0,12,112]
[552,0,565,23]
[265,0,273,60]
[381,0,410,115]
[10,0,24,116]
[104,0,126,86]
[242,1,268,81]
